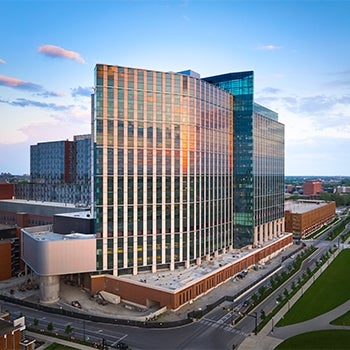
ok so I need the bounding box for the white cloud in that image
[38,44,85,63]
[257,44,283,51]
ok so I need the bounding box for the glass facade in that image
[29,136,91,205]
[253,103,285,232]
[93,64,234,274]
[31,141,67,184]
[203,72,285,248]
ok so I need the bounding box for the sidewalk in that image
[27,331,95,349]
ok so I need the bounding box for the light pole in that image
[271,317,274,333]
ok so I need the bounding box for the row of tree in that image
[320,192,350,206]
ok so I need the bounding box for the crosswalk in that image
[199,316,249,337]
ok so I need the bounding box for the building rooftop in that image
[118,234,289,292]
[0,318,14,337]
[23,225,95,242]
[55,211,93,219]
[285,200,330,214]
[0,199,90,218]
[1,198,78,208]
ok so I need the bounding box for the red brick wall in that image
[0,242,12,281]
[91,235,293,309]
[0,184,14,200]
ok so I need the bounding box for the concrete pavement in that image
[27,331,96,349]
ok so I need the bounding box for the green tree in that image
[47,322,53,332]
[251,293,258,305]
[33,318,39,327]
[258,285,267,298]
[291,281,296,291]
[65,324,73,335]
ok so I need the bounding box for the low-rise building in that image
[285,200,336,239]
[302,180,323,196]
[22,220,292,309]
[0,314,35,350]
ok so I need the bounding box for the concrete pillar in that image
[264,223,269,242]
[39,275,60,304]
[259,225,264,245]
[253,226,258,246]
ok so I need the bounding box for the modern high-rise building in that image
[20,63,291,309]
[93,64,234,275]
[93,64,285,277]
[204,72,285,248]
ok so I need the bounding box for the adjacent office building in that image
[30,134,91,185]
[15,135,91,205]
[92,65,286,277]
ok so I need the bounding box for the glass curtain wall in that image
[253,103,284,229]
[204,72,254,247]
[93,64,234,275]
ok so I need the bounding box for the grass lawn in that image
[277,249,350,326]
[44,343,78,350]
[331,310,350,326]
[275,330,350,349]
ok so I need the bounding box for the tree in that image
[260,309,266,320]
[258,285,267,298]
[283,288,289,298]
[47,322,54,332]
[33,318,39,327]
[251,293,258,305]
[291,281,296,291]
[65,324,73,336]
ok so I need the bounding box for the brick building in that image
[285,200,336,239]
[0,314,35,350]
[303,180,323,196]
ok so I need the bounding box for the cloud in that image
[0,97,72,111]
[256,91,350,150]
[71,86,93,97]
[0,74,65,97]
[0,58,5,64]
[36,91,65,98]
[257,44,282,51]
[260,87,282,95]
[18,119,89,141]
[327,72,350,89]
[38,44,85,63]
[0,74,42,91]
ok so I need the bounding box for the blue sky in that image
[1,0,349,176]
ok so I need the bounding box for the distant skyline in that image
[1,0,350,176]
